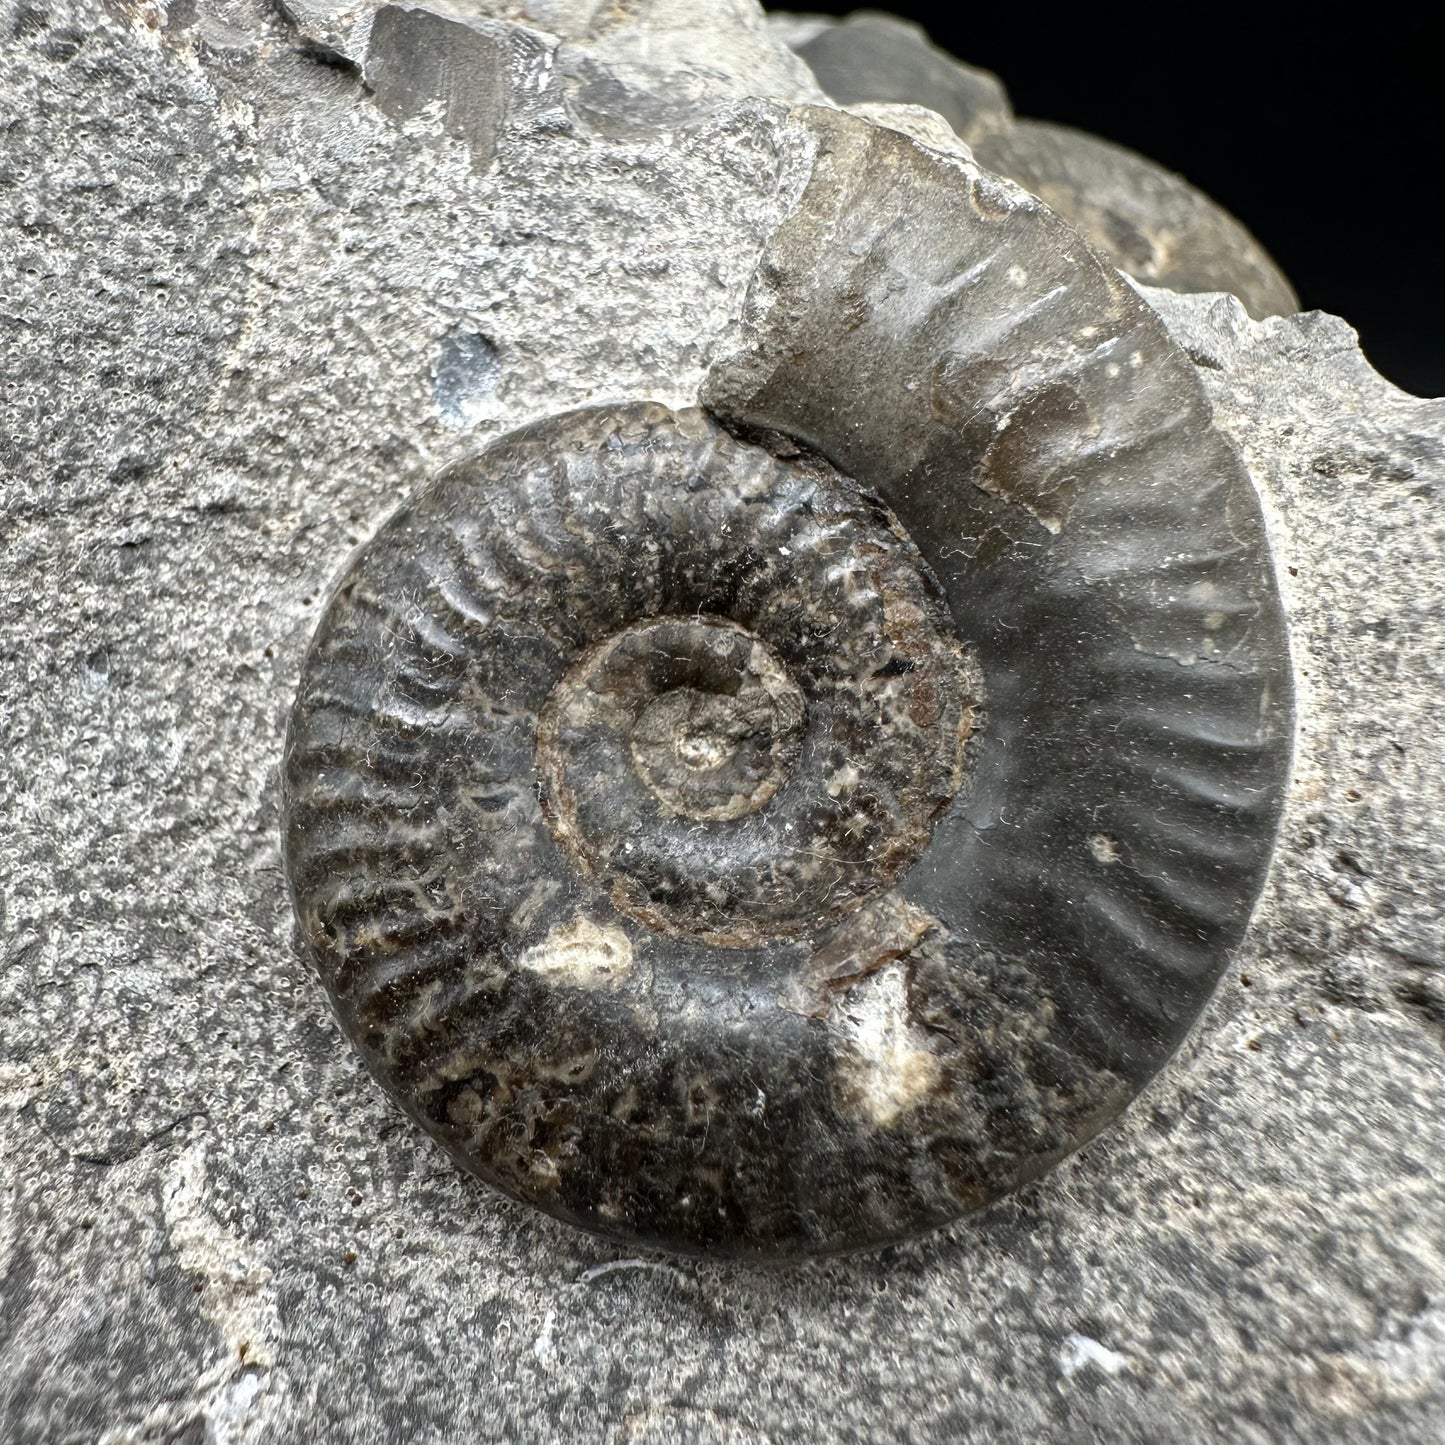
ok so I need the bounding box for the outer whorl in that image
[786,10,1297,320]
[970,120,1300,321]
[284,107,1292,1259]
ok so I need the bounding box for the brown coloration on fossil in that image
[971,121,1299,321]
[535,549,973,948]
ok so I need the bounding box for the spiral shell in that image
[283,107,1292,1258]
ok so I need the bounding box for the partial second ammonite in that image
[284,107,1293,1259]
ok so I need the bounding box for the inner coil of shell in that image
[283,106,1293,1259]
[527,441,977,947]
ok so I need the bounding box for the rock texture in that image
[1,0,1441,1440]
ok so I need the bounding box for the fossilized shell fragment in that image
[283,105,1292,1260]
[782,9,1298,319]
[707,105,1293,1136]
[791,9,1012,145]
[970,121,1299,320]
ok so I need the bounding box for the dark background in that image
[768,3,1442,398]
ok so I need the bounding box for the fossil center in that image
[615,619,806,822]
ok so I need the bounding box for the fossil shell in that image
[970,121,1299,321]
[785,9,1298,320]
[283,106,1293,1259]
[790,9,1013,146]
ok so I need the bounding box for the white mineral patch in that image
[6,0,1444,1438]
[517,917,635,988]
[834,961,941,1127]
[1058,1333,1129,1379]
[155,1142,289,1442]
[163,1143,281,1371]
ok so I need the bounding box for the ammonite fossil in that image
[783,9,1298,320]
[284,106,1293,1258]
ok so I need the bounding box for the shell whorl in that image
[703,110,1293,1087]
[283,107,1292,1258]
[787,11,1298,320]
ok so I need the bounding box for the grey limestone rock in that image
[1,0,1441,1438]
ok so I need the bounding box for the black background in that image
[768,3,1442,397]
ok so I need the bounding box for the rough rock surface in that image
[0,1,1441,1441]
